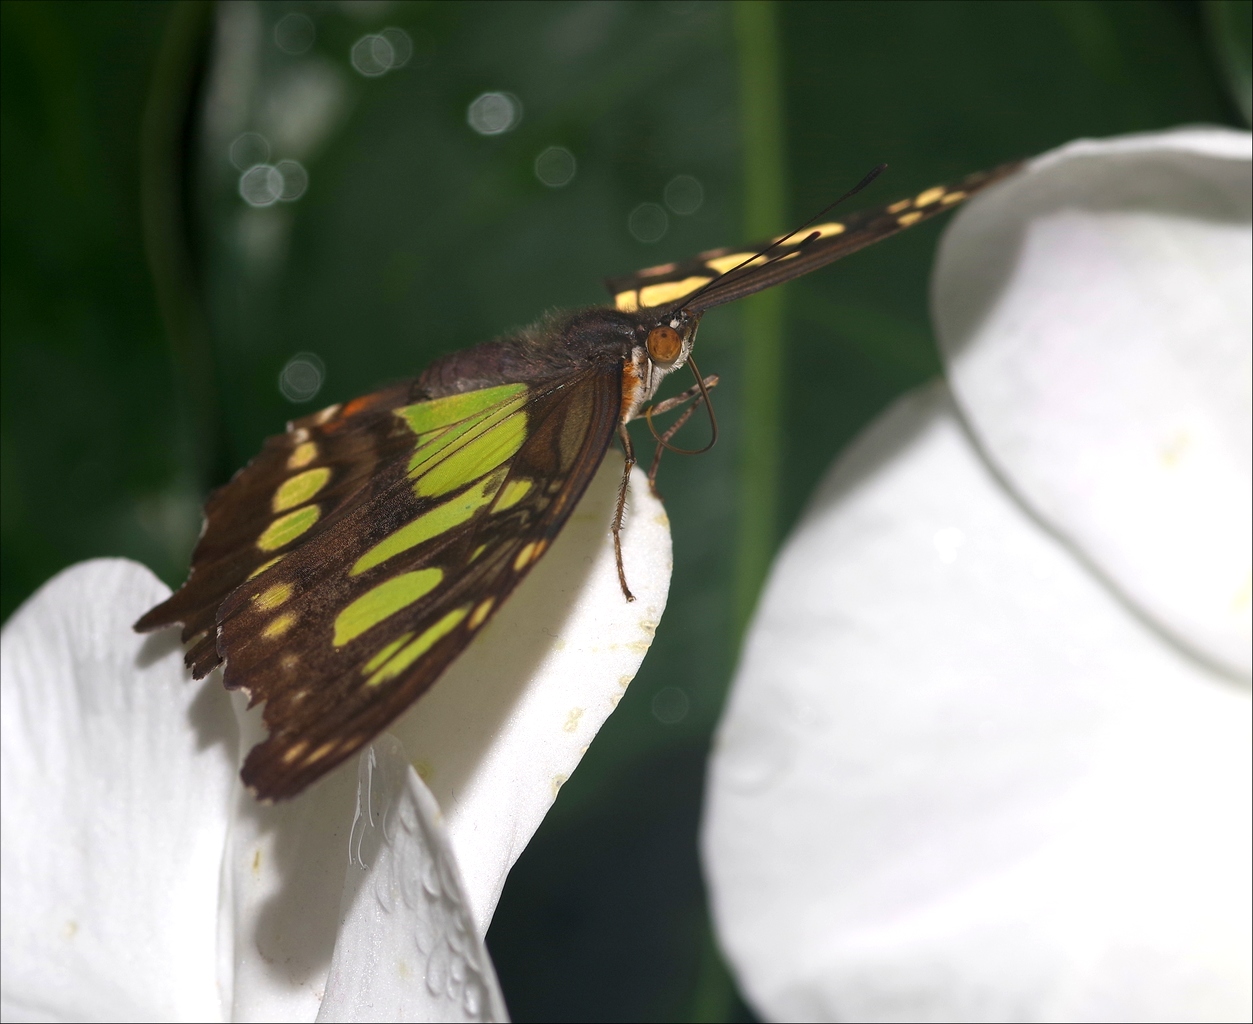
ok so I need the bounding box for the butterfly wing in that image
[604,162,1022,314]
[140,367,622,799]
[135,381,417,676]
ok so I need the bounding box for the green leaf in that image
[1204,0,1253,125]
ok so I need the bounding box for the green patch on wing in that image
[333,568,444,646]
[258,506,321,552]
[397,383,531,500]
[351,467,509,575]
[363,633,413,674]
[492,478,532,512]
[415,412,527,498]
[365,607,470,686]
[396,383,527,436]
[273,467,331,512]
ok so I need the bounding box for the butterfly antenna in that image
[669,163,888,314]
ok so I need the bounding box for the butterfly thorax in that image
[415,305,696,426]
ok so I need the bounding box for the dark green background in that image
[3,2,1247,1020]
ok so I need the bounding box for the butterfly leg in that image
[646,399,700,494]
[641,374,720,495]
[643,375,720,418]
[613,422,637,602]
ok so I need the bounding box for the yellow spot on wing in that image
[273,467,331,512]
[563,708,584,732]
[255,583,293,610]
[282,741,309,764]
[714,225,843,267]
[703,248,803,275]
[287,442,317,469]
[897,211,924,227]
[808,221,846,239]
[334,568,444,646]
[615,290,638,312]
[704,252,760,274]
[258,506,320,552]
[313,404,340,425]
[366,607,469,685]
[941,190,967,205]
[469,597,495,630]
[514,541,538,571]
[513,539,549,572]
[887,199,911,214]
[469,543,488,563]
[352,469,507,575]
[492,478,532,512]
[638,276,712,307]
[414,410,528,498]
[263,612,296,639]
[914,186,945,207]
[304,740,337,764]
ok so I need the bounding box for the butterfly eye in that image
[646,326,683,365]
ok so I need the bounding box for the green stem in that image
[1202,0,1253,126]
[684,5,788,1021]
[733,0,788,638]
[140,1,222,489]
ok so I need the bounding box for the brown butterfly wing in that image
[134,382,416,676]
[214,368,621,800]
[604,162,1022,314]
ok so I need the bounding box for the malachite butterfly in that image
[135,162,1021,800]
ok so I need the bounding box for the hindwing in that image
[135,382,415,675]
[139,368,621,799]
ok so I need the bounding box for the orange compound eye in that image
[646,326,683,364]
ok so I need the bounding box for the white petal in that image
[316,736,508,1023]
[390,457,671,931]
[222,457,669,1018]
[1,560,238,1022]
[704,383,1252,1022]
[933,127,1253,677]
[223,698,363,1023]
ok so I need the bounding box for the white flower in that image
[704,129,1252,1022]
[1,459,671,1023]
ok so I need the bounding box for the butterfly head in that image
[616,306,704,425]
[639,307,703,396]
[646,325,683,365]
[643,307,700,372]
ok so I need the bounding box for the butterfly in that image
[135,161,1020,800]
